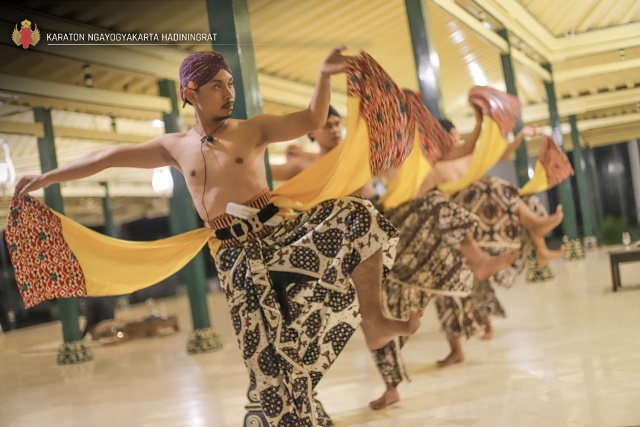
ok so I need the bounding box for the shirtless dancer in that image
[14,47,421,426]
[431,119,565,370]
[369,113,565,410]
[429,119,565,266]
[271,105,378,200]
[276,105,516,282]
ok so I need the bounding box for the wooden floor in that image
[2,247,640,427]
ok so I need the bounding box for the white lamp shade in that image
[152,167,174,196]
[0,141,16,188]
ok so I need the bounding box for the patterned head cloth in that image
[438,118,455,133]
[179,51,232,107]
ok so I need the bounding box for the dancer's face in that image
[185,70,235,118]
[309,114,342,151]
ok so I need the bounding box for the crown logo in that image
[12,19,40,49]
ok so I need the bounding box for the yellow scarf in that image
[437,117,507,196]
[377,128,432,211]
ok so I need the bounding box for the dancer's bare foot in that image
[481,315,494,340]
[437,349,465,368]
[363,309,423,350]
[536,244,565,267]
[369,383,400,410]
[531,205,564,236]
[468,249,518,281]
[481,330,494,340]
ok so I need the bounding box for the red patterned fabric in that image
[5,196,86,308]
[538,135,575,188]
[347,52,413,175]
[468,86,520,136]
[403,90,453,164]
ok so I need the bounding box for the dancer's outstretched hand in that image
[521,125,540,137]
[15,175,46,198]
[472,104,483,122]
[320,45,352,76]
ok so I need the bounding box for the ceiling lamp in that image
[0,138,16,194]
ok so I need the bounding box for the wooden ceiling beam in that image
[474,0,640,61]
[434,0,551,81]
[0,74,171,112]
[554,58,640,82]
[621,1,640,24]
[0,120,152,144]
[472,0,555,60]
[0,92,162,120]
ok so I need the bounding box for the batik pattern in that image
[461,189,549,326]
[371,191,478,385]
[347,52,412,175]
[538,135,575,187]
[214,196,397,427]
[452,176,523,289]
[5,196,86,307]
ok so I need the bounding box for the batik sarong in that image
[371,190,478,385]
[452,176,523,288]
[212,190,397,426]
[469,279,506,321]
[453,179,549,326]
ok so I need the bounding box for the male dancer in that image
[13,48,421,426]
[369,112,564,409]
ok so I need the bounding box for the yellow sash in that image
[377,128,432,211]
[54,211,213,297]
[271,97,373,210]
[519,160,548,196]
[437,117,507,196]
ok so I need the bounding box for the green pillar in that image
[405,0,443,117]
[99,182,118,238]
[612,143,629,225]
[33,107,92,364]
[568,115,594,238]
[206,0,272,189]
[541,64,579,240]
[158,79,222,354]
[204,1,282,424]
[584,144,604,239]
[541,64,584,259]
[498,28,529,187]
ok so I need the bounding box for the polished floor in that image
[1,247,640,427]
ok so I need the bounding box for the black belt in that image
[215,203,279,241]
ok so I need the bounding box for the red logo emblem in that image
[12,19,41,49]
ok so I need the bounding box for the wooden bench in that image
[124,315,179,337]
[608,246,640,292]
